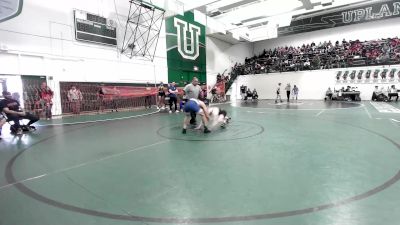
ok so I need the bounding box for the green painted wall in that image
[166,11,206,85]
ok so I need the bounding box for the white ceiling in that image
[169,0,374,43]
[142,0,377,43]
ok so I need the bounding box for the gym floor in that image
[0,100,400,225]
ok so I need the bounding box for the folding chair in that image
[1,112,36,135]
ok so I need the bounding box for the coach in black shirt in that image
[0,91,39,135]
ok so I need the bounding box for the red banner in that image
[100,86,184,99]
[101,86,156,99]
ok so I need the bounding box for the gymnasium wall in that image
[253,16,400,55]
[232,65,400,100]
[231,15,400,101]
[206,37,253,88]
[0,0,169,82]
[0,0,169,114]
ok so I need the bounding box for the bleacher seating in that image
[221,37,400,94]
[231,37,400,76]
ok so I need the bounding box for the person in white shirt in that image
[275,83,283,104]
[372,86,380,101]
[67,86,83,115]
[285,83,291,102]
[195,107,230,131]
[325,87,333,101]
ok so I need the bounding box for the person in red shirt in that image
[38,82,54,120]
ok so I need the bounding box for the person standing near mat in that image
[240,84,246,100]
[168,82,179,113]
[292,85,299,101]
[157,82,166,110]
[38,82,54,120]
[68,85,83,115]
[182,98,210,134]
[285,83,291,102]
[275,83,283,104]
[97,85,106,113]
[183,77,201,124]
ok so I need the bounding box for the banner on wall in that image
[335,68,400,84]
[165,11,206,86]
[99,86,157,99]
[278,0,400,36]
[59,82,163,114]
[60,82,158,99]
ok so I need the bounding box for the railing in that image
[61,95,157,114]
[232,54,400,75]
[224,54,400,94]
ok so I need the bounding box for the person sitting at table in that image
[372,86,379,101]
[252,89,258,100]
[388,85,399,102]
[372,86,388,101]
[244,88,253,101]
[325,87,333,101]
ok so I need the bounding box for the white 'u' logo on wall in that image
[174,17,201,60]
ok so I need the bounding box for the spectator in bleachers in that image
[225,74,230,82]
[38,82,54,120]
[389,85,399,101]
[217,73,222,82]
[230,36,400,76]
[210,86,217,103]
[67,85,83,115]
[0,91,39,135]
[199,84,208,102]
